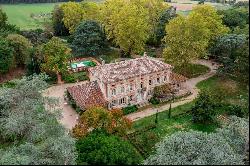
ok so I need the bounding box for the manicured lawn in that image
[128,102,219,158]
[197,75,249,106]
[1,3,59,30]
[173,63,210,78]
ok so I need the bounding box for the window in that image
[129,95,133,101]
[121,86,125,93]
[157,78,160,83]
[130,84,133,91]
[149,80,152,85]
[119,98,126,105]
[141,83,143,89]
[112,89,116,96]
[112,100,117,106]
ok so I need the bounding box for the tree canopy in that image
[143,116,249,165]
[72,107,132,138]
[71,20,108,57]
[61,1,101,34]
[218,7,249,30]
[0,74,76,165]
[6,34,32,67]
[163,5,229,66]
[41,37,71,83]
[0,37,14,74]
[100,0,151,54]
[76,130,143,165]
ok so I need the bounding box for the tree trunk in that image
[56,71,63,84]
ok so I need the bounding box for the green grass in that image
[1,3,59,30]
[1,1,104,30]
[128,102,219,158]
[128,74,249,158]
[197,75,249,106]
[173,63,210,78]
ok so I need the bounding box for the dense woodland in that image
[0,0,80,4]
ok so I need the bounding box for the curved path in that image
[126,59,219,122]
[43,81,85,129]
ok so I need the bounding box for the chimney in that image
[102,60,105,65]
[143,52,147,57]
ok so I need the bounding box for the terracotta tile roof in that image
[67,81,107,110]
[89,56,173,83]
[170,72,188,83]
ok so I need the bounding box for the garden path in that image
[43,81,87,129]
[126,59,219,121]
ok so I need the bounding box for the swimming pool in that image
[70,60,96,69]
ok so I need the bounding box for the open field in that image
[0,0,104,30]
[1,3,58,30]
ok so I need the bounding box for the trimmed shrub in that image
[149,97,160,105]
[122,105,138,115]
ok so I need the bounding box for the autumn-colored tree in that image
[61,2,85,34]
[41,37,71,84]
[61,1,101,34]
[72,107,132,138]
[100,0,150,55]
[163,5,229,66]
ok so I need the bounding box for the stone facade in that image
[88,55,179,110]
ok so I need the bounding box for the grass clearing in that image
[128,102,219,158]
[1,3,59,30]
[173,63,210,78]
[197,75,249,106]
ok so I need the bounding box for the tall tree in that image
[0,8,8,29]
[61,2,85,34]
[41,37,71,84]
[155,6,177,46]
[61,1,101,34]
[6,34,32,67]
[141,0,170,45]
[0,37,14,74]
[163,15,210,66]
[71,20,108,57]
[52,4,69,36]
[189,5,229,43]
[163,5,229,66]
[101,0,150,55]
